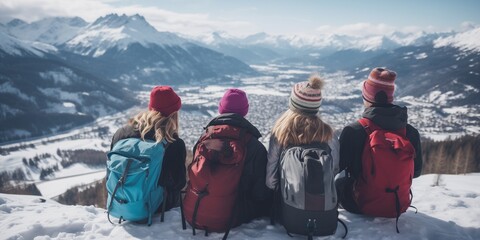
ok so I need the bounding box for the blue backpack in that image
[106,138,167,226]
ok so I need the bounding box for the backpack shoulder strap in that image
[338,218,348,239]
[358,118,376,135]
[162,138,169,149]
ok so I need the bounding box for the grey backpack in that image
[279,142,347,239]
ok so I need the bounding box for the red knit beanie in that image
[218,89,249,117]
[362,67,396,104]
[148,86,181,116]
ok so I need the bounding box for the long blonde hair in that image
[129,110,179,143]
[272,109,333,147]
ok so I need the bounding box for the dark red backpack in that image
[183,124,251,237]
[354,118,415,232]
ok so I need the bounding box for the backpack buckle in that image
[307,218,317,232]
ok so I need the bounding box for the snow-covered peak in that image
[388,31,424,46]
[0,31,57,57]
[197,29,471,53]
[215,32,403,51]
[91,13,148,29]
[244,32,270,43]
[434,27,480,52]
[7,17,87,45]
[66,17,88,27]
[355,35,401,51]
[212,31,237,43]
[242,32,310,48]
[241,33,292,48]
[191,31,240,45]
[6,18,27,28]
[65,13,188,57]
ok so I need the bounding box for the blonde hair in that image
[272,109,333,147]
[129,110,179,143]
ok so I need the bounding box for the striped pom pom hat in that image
[362,67,397,104]
[289,75,324,115]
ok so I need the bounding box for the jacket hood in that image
[362,105,408,130]
[206,113,262,138]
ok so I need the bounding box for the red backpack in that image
[354,118,415,232]
[183,124,251,237]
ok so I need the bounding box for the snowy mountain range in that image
[4,14,256,85]
[0,14,256,142]
[64,14,188,57]
[7,17,87,46]
[0,49,138,143]
[0,30,57,57]
[1,13,479,144]
[190,29,467,64]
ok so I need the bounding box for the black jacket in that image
[195,113,273,223]
[110,125,187,211]
[339,105,423,179]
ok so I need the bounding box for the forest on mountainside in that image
[421,135,480,174]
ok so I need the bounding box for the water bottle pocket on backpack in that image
[108,169,149,201]
[107,197,149,221]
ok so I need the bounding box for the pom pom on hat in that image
[218,88,249,117]
[148,86,181,116]
[289,75,324,115]
[362,67,396,104]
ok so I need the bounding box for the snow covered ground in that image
[1,173,479,240]
[35,169,105,199]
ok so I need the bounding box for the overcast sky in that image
[1,0,479,37]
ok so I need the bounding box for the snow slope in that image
[7,17,87,45]
[0,31,56,57]
[434,27,480,52]
[65,14,188,57]
[1,174,479,240]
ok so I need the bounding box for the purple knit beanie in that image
[218,88,249,117]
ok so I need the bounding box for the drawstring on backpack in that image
[192,184,209,236]
[107,159,133,225]
[337,218,348,239]
[386,185,401,233]
[409,189,418,213]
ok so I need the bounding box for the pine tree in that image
[433,144,447,174]
[463,143,473,174]
[453,146,463,174]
